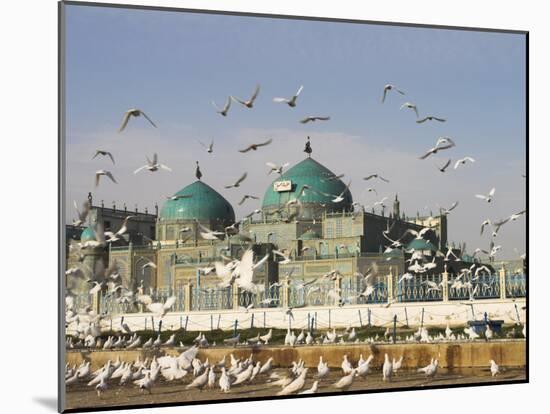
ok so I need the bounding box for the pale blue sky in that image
[64,4,526,259]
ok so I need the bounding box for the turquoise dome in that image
[262,158,353,217]
[80,227,96,242]
[299,229,320,240]
[407,239,437,251]
[160,180,235,223]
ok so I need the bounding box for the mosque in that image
[67,141,487,304]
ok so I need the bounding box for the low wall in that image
[66,340,526,370]
[73,298,526,334]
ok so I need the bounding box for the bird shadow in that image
[33,396,57,411]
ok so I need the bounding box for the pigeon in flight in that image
[212,96,232,116]
[198,140,214,153]
[238,194,259,205]
[381,84,405,103]
[239,139,272,153]
[134,153,172,174]
[363,174,390,183]
[439,201,459,215]
[454,156,475,169]
[419,137,456,159]
[232,84,260,108]
[400,102,419,118]
[95,170,117,187]
[266,162,290,175]
[92,150,115,164]
[118,108,157,132]
[225,172,248,189]
[416,115,446,123]
[273,85,303,107]
[436,159,451,173]
[300,116,330,124]
[475,187,496,203]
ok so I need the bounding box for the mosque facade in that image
[67,149,520,314]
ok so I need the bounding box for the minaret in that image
[195,161,202,180]
[304,136,312,157]
[393,194,400,219]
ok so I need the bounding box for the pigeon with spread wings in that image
[118,108,157,132]
[239,139,272,153]
[273,85,303,107]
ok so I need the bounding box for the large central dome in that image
[262,157,353,219]
[160,180,235,223]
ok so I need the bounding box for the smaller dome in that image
[461,254,476,263]
[407,239,437,251]
[80,227,96,242]
[383,247,404,258]
[299,229,320,240]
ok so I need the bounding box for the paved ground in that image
[65,366,526,410]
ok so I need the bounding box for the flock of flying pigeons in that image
[69,80,526,333]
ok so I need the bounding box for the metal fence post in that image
[184,282,191,312]
[358,310,363,327]
[368,308,371,327]
[184,315,189,332]
[334,273,342,306]
[217,314,221,330]
[442,267,449,302]
[234,319,238,337]
[420,308,425,328]
[328,309,331,329]
[233,286,240,310]
[282,276,290,309]
[499,267,507,299]
[387,267,394,303]
[210,314,213,331]
[250,313,255,329]
[263,311,266,328]
[393,314,397,344]
[404,307,409,327]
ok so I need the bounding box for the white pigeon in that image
[490,359,500,377]
[400,102,419,117]
[475,187,496,203]
[299,380,319,394]
[273,85,303,107]
[333,369,357,391]
[212,96,232,116]
[259,357,273,375]
[118,108,157,132]
[278,368,308,395]
[137,295,176,318]
[317,356,330,379]
[341,355,353,374]
[381,84,405,102]
[95,170,117,187]
[382,353,393,382]
[454,156,475,169]
[219,367,231,392]
[186,368,209,390]
[260,329,273,344]
[134,153,172,174]
[418,359,439,378]
[356,355,374,378]
[392,356,404,373]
